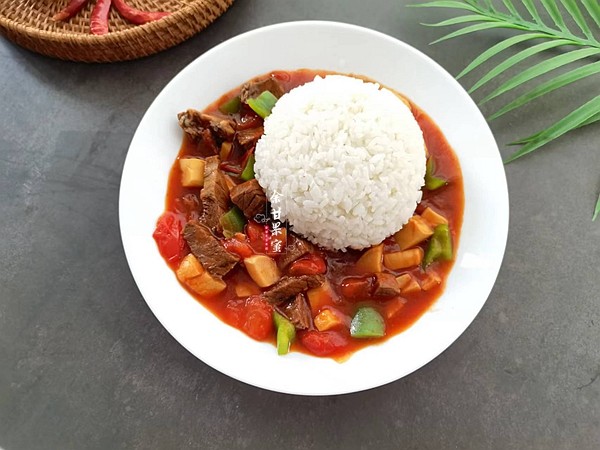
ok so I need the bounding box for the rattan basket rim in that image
[0,0,235,62]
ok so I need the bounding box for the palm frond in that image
[457,33,548,78]
[414,0,600,218]
[469,39,573,93]
[489,61,600,120]
[593,192,600,221]
[540,0,568,32]
[481,48,600,103]
[560,0,594,40]
[581,0,600,29]
[504,94,600,162]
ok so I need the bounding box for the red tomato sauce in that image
[158,69,464,360]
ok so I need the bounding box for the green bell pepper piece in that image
[219,96,241,114]
[241,154,255,181]
[247,91,278,119]
[423,223,453,267]
[350,307,385,339]
[273,312,296,355]
[219,206,246,238]
[425,158,447,190]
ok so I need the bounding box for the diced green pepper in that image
[247,91,278,119]
[219,207,246,238]
[425,158,447,190]
[423,223,453,267]
[273,312,296,355]
[219,96,241,114]
[241,154,255,181]
[350,307,385,339]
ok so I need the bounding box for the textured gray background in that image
[1,1,599,449]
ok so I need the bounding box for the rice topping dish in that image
[254,75,427,250]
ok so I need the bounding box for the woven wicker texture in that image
[0,0,235,62]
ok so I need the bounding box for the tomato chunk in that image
[246,220,269,253]
[152,212,186,266]
[288,253,327,276]
[222,238,254,259]
[300,330,350,356]
[340,276,374,300]
[242,296,274,341]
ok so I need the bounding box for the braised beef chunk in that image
[183,221,239,277]
[201,156,230,231]
[240,78,285,103]
[373,272,401,298]
[178,109,236,141]
[263,275,324,304]
[174,193,202,221]
[277,294,313,330]
[230,179,267,220]
[236,127,263,148]
[278,235,314,270]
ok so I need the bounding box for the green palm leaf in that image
[593,193,600,221]
[481,47,600,103]
[581,0,600,29]
[489,61,600,120]
[522,0,545,25]
[502,0,522,19]
[431,22,526,44]
[560,0,593,40]
[504,94,600,162]
[469,39,573,93]
[540,0,568,32]
[423,15,499,26]
[413,0,600,219]
[457,33,550,79]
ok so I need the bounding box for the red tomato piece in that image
[152,212,186,266]
[242,296,274,341]
[246,220,268,253]
[222,238,254,259]
[288,253,327,276]
[223,299,245,328]
[300,330,350,356]
[340,276,374,300]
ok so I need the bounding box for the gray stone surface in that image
[1,1,599,449]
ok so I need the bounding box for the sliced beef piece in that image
[263,275,325,304]
[183,221,239,277]
[373,272,401,298]
[240,77,285,103]
[201,112,236,139]
[174,193,202,222]
[178,109,236,141]
[278,235,314,270]
[230,179,267,220]
[201,156,230,232]
[236,127,263,148]
[276,294,313,330]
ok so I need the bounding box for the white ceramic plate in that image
[119,21,509,396]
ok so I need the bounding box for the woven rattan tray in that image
[0,0,235,62]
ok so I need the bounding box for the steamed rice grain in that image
[254,75,426,250]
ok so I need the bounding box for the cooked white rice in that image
[254,75,426,250]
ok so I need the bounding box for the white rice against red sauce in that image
[254,75,427,250]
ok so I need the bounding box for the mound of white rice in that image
[254,75,426,250]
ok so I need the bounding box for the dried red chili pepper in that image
[112,0,170,24]
[53,0,90,21]
[90,0,111,35]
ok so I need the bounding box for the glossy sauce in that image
[162,69,464,359]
